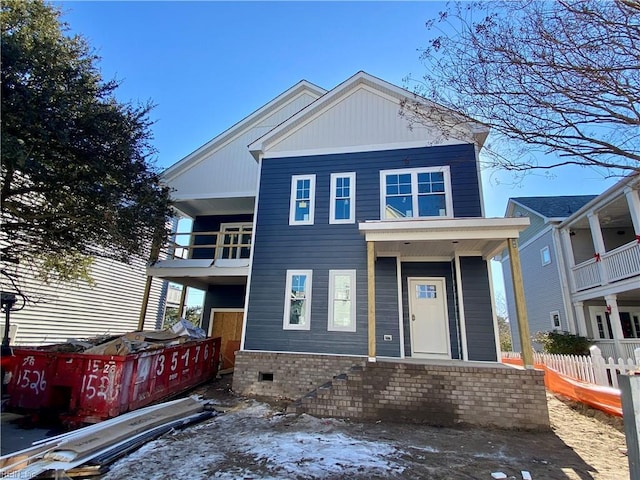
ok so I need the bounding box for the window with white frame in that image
[328,270,356,332]
[289,175,316,225]
[330,173,356,224]
[380,167,453,219]
[550,311,561,330]
[284,270,312,330]
[540,246,552,266]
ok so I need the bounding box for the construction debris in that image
[0,397,213,478]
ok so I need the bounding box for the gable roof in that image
[163,80,326,181]
[509,195,598,220]
[248,71,490,160]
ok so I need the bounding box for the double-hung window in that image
[380,167,453,219]
[328,270,356,332]
[330,173,356,224]
[284,270,312,330]
[289,175,316,225]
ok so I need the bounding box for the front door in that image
[408,277,451,358]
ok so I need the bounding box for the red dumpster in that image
[6,336,220,424]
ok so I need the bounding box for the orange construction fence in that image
[502,358,622,417]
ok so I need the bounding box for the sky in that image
[54,1,619,308]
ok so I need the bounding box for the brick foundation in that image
[233,351,550,430]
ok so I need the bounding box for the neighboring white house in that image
[502,173,640,360]
[1,255,168,346]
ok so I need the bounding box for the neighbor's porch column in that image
[507,238,534,368]
[367,241,376,362]
[588,212,609,285]
[625,186,640,236]
[559,228,577,293]
[573,301,588,337]
[604,294,626,359]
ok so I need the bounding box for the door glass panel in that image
[416,284,437,299]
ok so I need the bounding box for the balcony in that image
[147,226,252,289]
[572,240,640,292]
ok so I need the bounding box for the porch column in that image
[367,241,376,362]
[573,301,587,337]
[625,186,640,235]
[559,228,577,293]
[588,212,609,285]
[605,294,626,359]
[507,238,534,368]
[178,286,188,319]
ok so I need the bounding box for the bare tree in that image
[401,0,640,174]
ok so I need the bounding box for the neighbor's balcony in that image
[572,239,640,291]
[147,227,252,288]
[593,339,640,361]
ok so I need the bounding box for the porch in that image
[572,239,640,291]
[147,226,252,290]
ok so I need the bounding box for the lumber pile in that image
[0,397,214,478]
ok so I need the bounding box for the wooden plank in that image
[367,242,376,361]
[507,238,534,368]
[212,311,244,369]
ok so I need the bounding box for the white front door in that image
[408,277,451,358]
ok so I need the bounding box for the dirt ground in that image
[101,375,629,480]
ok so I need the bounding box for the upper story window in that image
[380,167,453,220]
[330,172,356,224]
[540,246,551,266]
[284,270,312,330]
[289,175,316,225]
[218,223,252,260]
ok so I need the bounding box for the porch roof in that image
[359,217,530,259]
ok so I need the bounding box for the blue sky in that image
[55,1,618,307]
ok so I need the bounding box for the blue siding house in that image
[154,72,549,428]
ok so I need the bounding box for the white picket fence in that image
[503,346,640,389]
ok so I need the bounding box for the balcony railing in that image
[163,228,252,262]
[571,239,640,291]
[593,339,640,362]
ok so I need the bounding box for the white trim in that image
[379,166,454,220]
[395,256,405,359]
[360,216,529,234]
[475,144,486,218]
[260,140,469,160]
[283,270,313,330]
[240,156,263,351]
[513,224,553,252]
[552,226,577,333]
[170,191,256,202]
[454,254,469,361]
[399,256,453,263]
[550,310,562,331]
[329,172,356,224]
[209,308,244,337]
[327,270,357,332]
[289,174,316,225]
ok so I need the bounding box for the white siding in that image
[269,86,471,154]
[168,93,320,200]
[6,256,165,346]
